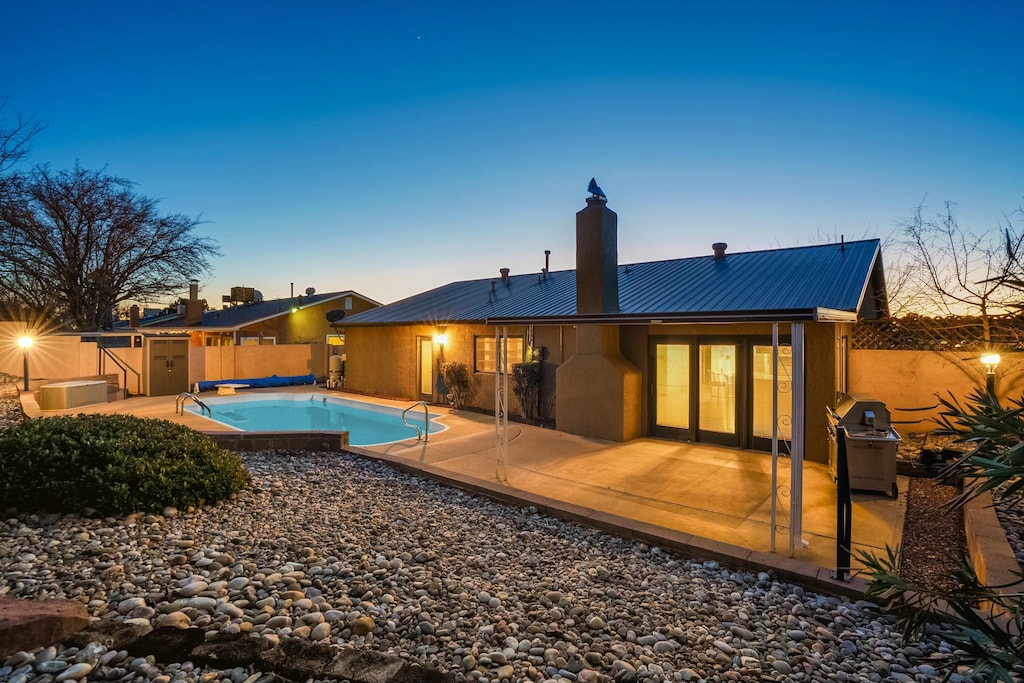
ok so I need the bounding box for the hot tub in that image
[38,380,108,411]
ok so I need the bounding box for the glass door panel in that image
[698,344,736,436]
[752,344,792,442]
[418,338,433,398]
[655,343,689,429]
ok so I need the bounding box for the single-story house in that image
[338,186,887,464]
[135,285,381,349]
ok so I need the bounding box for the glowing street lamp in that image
[17,335,33,392]
[981,352,1001,395]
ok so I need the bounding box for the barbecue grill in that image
[827,393,902,497]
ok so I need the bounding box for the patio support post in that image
[495,325,509,481]
[789,322,805,557]
[770,322,779,553]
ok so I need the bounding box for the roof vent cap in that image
[712,242,728,260]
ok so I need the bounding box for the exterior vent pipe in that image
[712,242,728,260]
[500,267,510,285]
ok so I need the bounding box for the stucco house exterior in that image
[339,187,888,464]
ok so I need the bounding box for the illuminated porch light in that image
[433,333,448,346]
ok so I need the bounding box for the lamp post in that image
[17,335,33,392]
[981,352,1001,395]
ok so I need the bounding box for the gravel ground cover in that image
[3,450,963,683]
[0,378,1013,682]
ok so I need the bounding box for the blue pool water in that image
[190,393,444,446]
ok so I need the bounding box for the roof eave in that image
[486,309,836,325]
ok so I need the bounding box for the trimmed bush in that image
[512,361,542,420]
[440,361,474,408]
[0,414,251,515]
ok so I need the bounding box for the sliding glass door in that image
[651,340,739,446]
[650,337,790,451]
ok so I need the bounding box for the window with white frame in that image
[475,336,524,373]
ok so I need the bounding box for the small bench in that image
[215,383,249,395]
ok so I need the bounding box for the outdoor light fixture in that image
[17,335,33,392]
[981,352,1001,394]
[433,333,448,346]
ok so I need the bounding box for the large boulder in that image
[0,597,89,657]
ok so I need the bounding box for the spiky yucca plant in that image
[859,387,1024,683]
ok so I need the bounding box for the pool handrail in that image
[402,401,429,442]
[176,392,211,417]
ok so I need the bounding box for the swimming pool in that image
[189,393,445,446]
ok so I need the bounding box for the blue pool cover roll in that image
[193,374,316,392]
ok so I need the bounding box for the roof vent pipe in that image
[712,242,728,260]
[490,280,496,293]
[500,267,510,285]
[544,250,550,271]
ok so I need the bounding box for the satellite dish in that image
[325,310,346,323]
[587,177,606,199]
[305,287,316,296]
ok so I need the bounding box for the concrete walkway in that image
[20,387,905,598]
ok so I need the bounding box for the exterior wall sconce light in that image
[17,335,34,392]
[981,352,1001,394]
[433,333,448,364]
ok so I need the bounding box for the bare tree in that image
[0,97,44,176]
[0,165,219,331]
[892,200,1024,342]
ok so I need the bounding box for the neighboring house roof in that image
[139,290,380,330]
[342,239,886,326]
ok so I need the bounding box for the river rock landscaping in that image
[0,376,1015,682]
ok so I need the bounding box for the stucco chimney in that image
[185,279,203,326]
[576,192,619,314]
[556,182,640,442]
[713,242,728,260]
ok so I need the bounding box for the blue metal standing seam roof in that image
[341,239,883,326]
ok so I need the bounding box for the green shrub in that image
[0,414,251,515]
[512,361,542,420]
[440,361,473,408]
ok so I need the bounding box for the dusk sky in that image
[4,1,1022,307]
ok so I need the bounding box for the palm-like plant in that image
[859,387,1024,683]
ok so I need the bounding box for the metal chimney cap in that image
[712,242,728,259]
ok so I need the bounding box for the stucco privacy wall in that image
[850,350,1024,433]
[194,344,328,387]
[0,325,112,385]
[0,324,328,395]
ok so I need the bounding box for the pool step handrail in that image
[402,401,429,442]
[176,392,211,417]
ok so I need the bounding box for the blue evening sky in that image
[3,1,1022,306]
